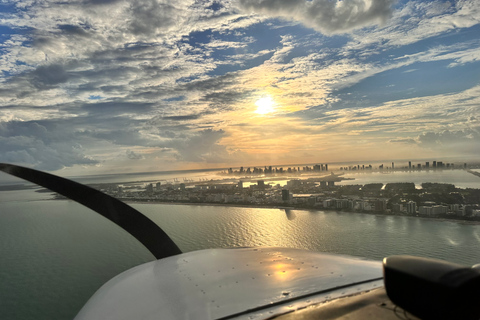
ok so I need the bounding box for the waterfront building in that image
[419,206,433,215]
[323,199,334,208]
[463,205,473,216]
[406,201,416,214]
[374,199,386,212]
[282,189,290,202]
[392,203,404,213]
[432,205,447,215]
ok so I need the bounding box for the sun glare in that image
[255,97,276,115]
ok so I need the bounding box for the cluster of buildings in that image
[225,164,329,175]
[106,176,480,220]
[340,160,466,171]
[221,160,467,175]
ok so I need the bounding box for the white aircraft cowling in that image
[75,247,383,320]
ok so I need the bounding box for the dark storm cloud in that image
[237,0,394,34]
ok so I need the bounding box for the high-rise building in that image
[433,161,437,168]
[408,161,411,169]
[325,164,328,171]
[392,162,394,169]
[146,183,154,193]
[406,201,416,214]
[425,162,429,168]
[282,189,290,201]
[238,181,243,189]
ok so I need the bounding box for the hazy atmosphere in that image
[1,0,479,175]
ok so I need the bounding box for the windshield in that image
[1,0,480,319]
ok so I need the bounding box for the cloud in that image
[344,0,480,52]
[31,64,70,89]
[172,129,244,163]
[417,129,480,153]
[237,0,394,34]
[385,128,480,157]
[0,121,99,170]
[389,138,417,144]
[125,149,144,160]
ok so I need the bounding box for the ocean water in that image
[1,189,480,320]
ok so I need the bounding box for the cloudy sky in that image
[0,0,479,175]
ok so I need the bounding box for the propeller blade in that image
[0,163,182,259]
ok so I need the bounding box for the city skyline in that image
[1,0,479,176]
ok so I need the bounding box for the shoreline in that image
[123,199,480,225]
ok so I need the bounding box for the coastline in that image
[123,199,480,225]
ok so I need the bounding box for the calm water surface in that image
[338,169,480,189]
[1,188,480,320]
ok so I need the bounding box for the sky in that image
[0,0,479,175]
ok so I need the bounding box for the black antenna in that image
[0,163,182,259]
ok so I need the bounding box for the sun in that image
[255,97,276,115]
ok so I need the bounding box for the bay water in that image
[1,191,480,320]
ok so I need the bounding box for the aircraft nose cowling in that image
[75,247,383,320]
